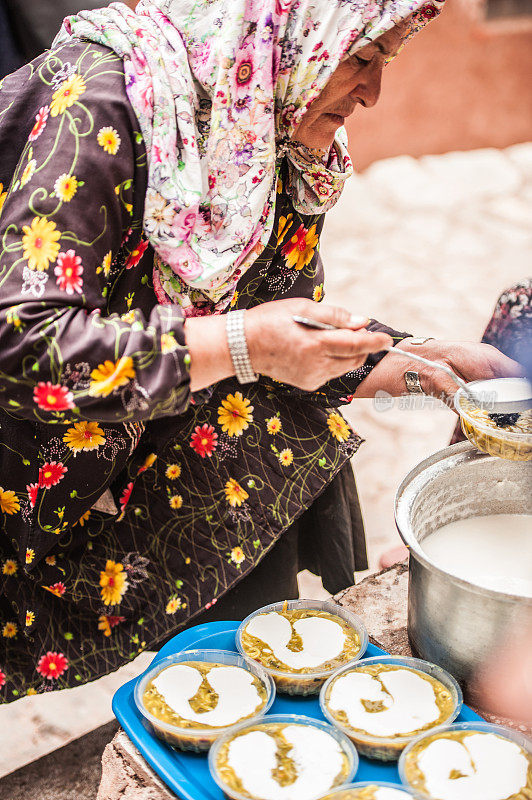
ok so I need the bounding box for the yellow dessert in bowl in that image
[134,649,275,751]
[455,390,532,461]
[399,722,532,800]
[320,656,461,761]
[236,600,368,695]
[208,714,358,800]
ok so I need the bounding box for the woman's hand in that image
[354,337,523,403]
[185,298,393,392]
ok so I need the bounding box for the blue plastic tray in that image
[112,620,483,799]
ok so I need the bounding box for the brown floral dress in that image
[0,42,409,699]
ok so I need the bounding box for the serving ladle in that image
[292,315,532,419]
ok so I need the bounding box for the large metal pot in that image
[395,441,532,709]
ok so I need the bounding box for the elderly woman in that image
[0,0,518,698]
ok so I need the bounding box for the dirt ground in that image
[0,143,530,779]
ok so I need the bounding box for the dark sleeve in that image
[262,320,412,408]
[0,42,192,425]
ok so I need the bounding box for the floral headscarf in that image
[55,0,444,313]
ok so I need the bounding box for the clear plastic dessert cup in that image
[398,721,532,799]
[320,656,462,761]
[236,599,368,696]
[454,388,532,461]
[208,713,359,800]
[134,649,275,752]
[316,781,413,799]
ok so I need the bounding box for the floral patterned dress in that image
[0,42,409,699]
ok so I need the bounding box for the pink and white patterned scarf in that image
[55,0,444,313]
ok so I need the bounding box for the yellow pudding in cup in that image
[399,722,532,800]
[236,600,368,695]
[209,714,358,800]
[134,649,275,751]
[320,656,461,761]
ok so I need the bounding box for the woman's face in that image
[293,23,407,150]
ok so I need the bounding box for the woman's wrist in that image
[184,315,235,392]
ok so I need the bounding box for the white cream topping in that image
[416,733,529,800]
[151,664,263,727]
[421,514,532,597]
[327,667,442,737]
[372,790,412,800]
[225,725,345,800]
[245,612,347,670]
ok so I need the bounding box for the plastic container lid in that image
[320,656,462,751]
[134,649,275,741]
[208,713,359,800]
[398,721,532,800]
[315,781,413,798]
[236,599,369,682]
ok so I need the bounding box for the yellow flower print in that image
[218,391,254,437]
[77,510,91,527]
[63,421,106,453]
[25,610,35,626]
[27,688,37,696]
[54,174,78,202]
[142,453,157,470]
[276,213,293,247]
[230,291,239,308]
[20,159,36,188]
[22,216,61,271]
[121,310,136,325]
[230,546,245,566]
[279,448,294,467]
[0,182,7,216]
[166,464,181,480]
[45,555,56,566]
[26,548,35,564]
[327,412,351,442]
[89,356,135,397]
[266,416,282,435]
[0,488,20,515]
[166,596,183,614]
[99,560,128,606]
[2,622,17,638]
[98,126,121,155]
[224,479,249,507]
[169,494,183,509]
[101,251,112,277]
[161,333,178,353]
[2,559,17,575]
[282,223,319,270]
[313,284,324,302]
[50,74,86,117]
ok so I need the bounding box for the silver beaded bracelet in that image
[225,310,258,384]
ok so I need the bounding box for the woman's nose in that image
[355,64,383,108]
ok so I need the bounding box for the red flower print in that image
[38,461,67,489]
[27,483,39,509]
[36,651,68,680]
[33,382,74,411]
[29,106,50,142]
[120,481,134,510]
[0,669,5,689]
[44,582,66,597]
[420,3,438,18]
[54,250,83,295]
[190,424,218,458]
[125,239,149,269]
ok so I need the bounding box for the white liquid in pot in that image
[421,514,532,596]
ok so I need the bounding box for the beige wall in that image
[345,0,532,169]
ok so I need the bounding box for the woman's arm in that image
[0,43,195,424]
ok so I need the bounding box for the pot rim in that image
[394,441,532,605]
